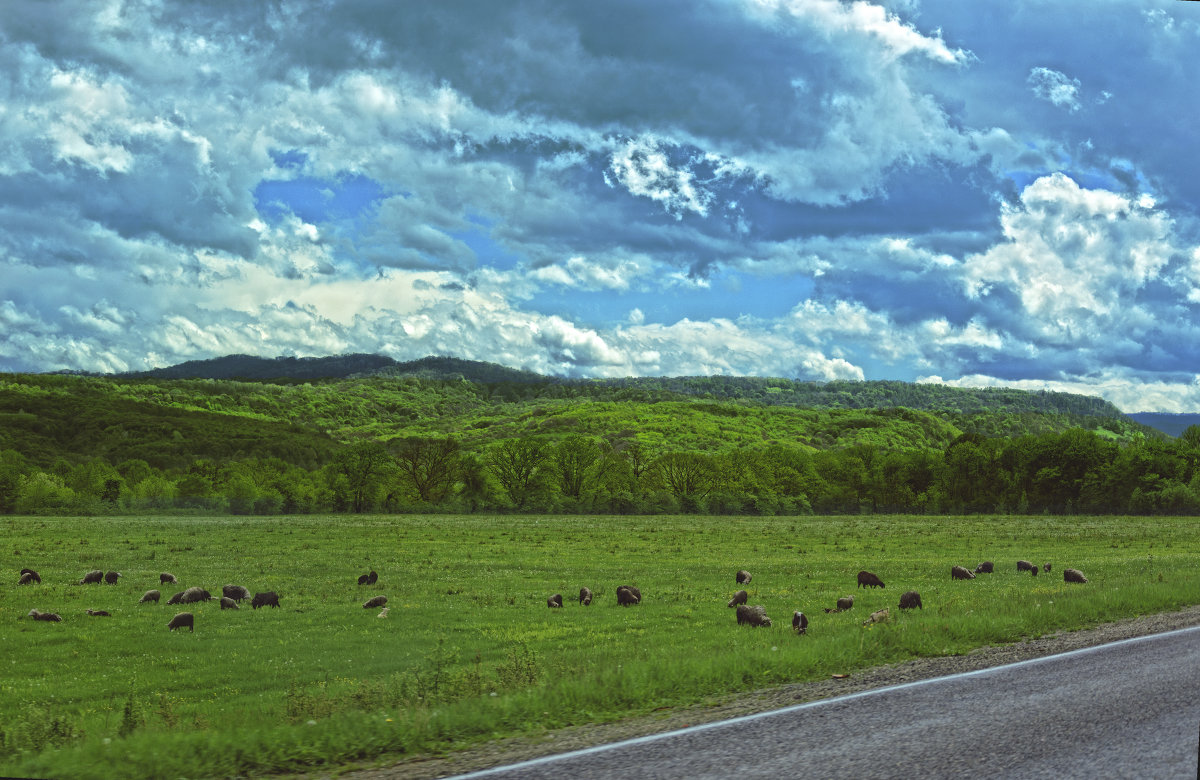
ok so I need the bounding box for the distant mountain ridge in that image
[1127,413,1200,438]
[123,353,546,383]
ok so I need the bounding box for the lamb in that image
[951,565,975,580]
[899,591,923,610]
[1043,562,1052,573]
[179,586,212,604]
[974,561,994,574]
[220,597,239,610]
[80,569,104,585]
[27,609,62,622]
[864,608,890,625]
[357,570,378,586]
[579,586,593,606]
[1016,560,1034,572]
[167,612,194,632]
[792,611,808,634]
[727,589,749,608]
[222,585,251,602]
[377,607,389,618]
[139,589,161,604]
[824,595,855,614]
[160,572,178,585]
[547,594,563,608]
[736,569,752,585]
[85,609,111,617]
[857,570,885,589]
[251,591,280,609]
[19,568,40,585]
[166,591,185,605]
[104,571,120,585]
[735,604,772,627]
[363,595,388,609]
[1064,568,1088,584]
[616,585,641,606]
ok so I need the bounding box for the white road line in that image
[447,623,1200,779]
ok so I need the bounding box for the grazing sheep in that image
[899,591,923,610]
[80,569,104,585]
[85,609,111,617]
[19,568,41,584]
[857,570,885,589]
[1064,568,1088,584]
[1030,565,1038,577]
[140,589,161,604]
[27,609,62,622]
[251,591,280,609]
[792,611,808,634]
[104,571,120,585]
[167,612,194,632]
[736,569,752,585]
[160,572,178,585]
[1043,562,1052,573]
[547,594,563,608]
[974,561,994,574]
[616,585,641,606]
[823,595,855,614]
[377,607,389,618]
[864,608,890,625]
[951,565,975,580]
[579,586,593,606]
[166,591,185,605]
[735,604,772,627]
[219,597,238,610]
[728,589,749,608]
[222,585,251,602]
[1016,560,1034,572]
[357,570,378,586]
[363,595,388,609]
[179,586,212,604]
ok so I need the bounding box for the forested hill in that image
[123,354,548,384]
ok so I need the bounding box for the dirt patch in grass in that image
[312,604,1200,780]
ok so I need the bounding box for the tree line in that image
[4,426,1200,516]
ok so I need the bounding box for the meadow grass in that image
[2,513,1198,779]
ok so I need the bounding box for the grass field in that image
[3,513,1199,779]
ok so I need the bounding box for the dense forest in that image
[2,356,1196,517]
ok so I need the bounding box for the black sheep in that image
[140,589,161,604]
[616,585,641,606]
[363,595,388,609]
[222,585,251,601]
[899,590,923,610]
[578,586,593,606]
[857,570,885,589]
[736,569,752,585]
[547,594,563,608]
[727,589,749,608]
[252,591,280,609]
[104,571,120,585]
[167,612,194,632]
[220,597,239,610]
[792,611,808,634]
[80,569,104,585]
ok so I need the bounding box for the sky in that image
[2,1,1200,412]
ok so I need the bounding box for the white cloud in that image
[1028,67,1082,112]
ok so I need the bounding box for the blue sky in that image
[2,0,1200,411]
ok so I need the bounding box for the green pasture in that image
[2,513,1198,779]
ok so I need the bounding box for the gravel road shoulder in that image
[308,605,1200,780]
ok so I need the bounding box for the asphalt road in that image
[451,625,1200,779]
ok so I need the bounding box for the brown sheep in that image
[735,604,772,627]
[104,571,121,585]
[728,589,749,608]
[220,597,239,610]
[951,565,975,580]
[166,591,185,605]
[167,612,194,632]
[179,586,212,604]
[864,608,889,625]
[547,594,563,608]
[1016,560,1034,572]
[1064,568,1088,584]
[85,609,111,617]
[974,561,994,574]
[19,568,41,585]
[160,572,178,585]
[1043,562,1052,573]
[899,591,923,610]
[579,586,593,606]
[857,570,885,589]
[792,611,808,634]
[616,585,641,606]
[363,595,388,609]
[80,569,104,585]
[251,591,280,609]
[736,569,752,585]
[140,589,161,604]
[823,595,855,614]
[27,609,62,622]
[222,585,251,601]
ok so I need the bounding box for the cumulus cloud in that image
[1028,67,1083,112]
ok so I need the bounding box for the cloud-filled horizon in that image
[2,0,1199,411]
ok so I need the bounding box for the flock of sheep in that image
[544,560,1090,637]
[17,567,282,631]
